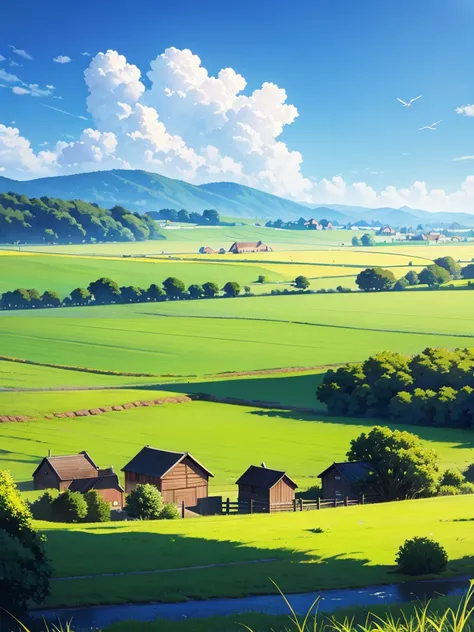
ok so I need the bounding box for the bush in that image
[51,490,88,523]
[438,485,460,496]
[463,463,474,483]
[393,278,409,291]
[160,503,180,520]
[84,490,111,523]
[294,275,310,290]
[257,275,268,283]
[459,482,474,495]
[395,536,448,575]
[440,468,465,488]
[30,490,57,521]
[126,483,163,520]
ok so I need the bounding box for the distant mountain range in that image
[1,169,473,227]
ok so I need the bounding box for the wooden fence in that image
[221,494,378,516]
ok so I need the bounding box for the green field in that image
[39,495,474,607]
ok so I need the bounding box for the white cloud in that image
[0,55,5,63]
[81,52,91,57]
[0,68,20,83]
[12,86,30,95]
[11,84,53,97]
[0,125,52,177]
[453,155,474,162]
[456,104,474,117]
[9,60,22,68]
[53,55,72,64]
[46,84,55,90]
[9,45,33,60]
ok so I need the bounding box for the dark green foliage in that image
[70,287,92,305]
[223,281,241,297]
[159,503,180,520]
[244,285,252,295]
[202,281,220,298]
[404,270,419,286]
[440,468,465,487]
[51,490,88,523]
[163,276,186,299]
[84,491,111,523]
[126,483,163,520]
[147,283,164,301]
[351,236,361,247]
[434,256,461,279]
[120,285,144,303]
[395,536,448,575]
[336,286,352,293]
[88,277,121,304]
[30,490,57,521]
[294,275,310,290]
[461,263,474,280]
[0,471,52,612]
[41,289,61,307]
[393,278,409,291]
[438,485,460,496]
[149,208,220,225]
[188,284,204,299]
[0,192,162,244]
[356,267,396,291]
[459,481,474,494]
[419,264,452,286]
[257,275,268,283]
[347,426,439,500]
[361,233,375,246]
[464,463,474,483]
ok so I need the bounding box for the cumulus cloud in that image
[0,68,20,83]
[11,86,30,95]
[453,155,474,162]
[9,45,33,60]
[81,52,91,57]
[53,55,72,64]
[0,125,52,176]
[456,104,474,117]
[0,55,5,62]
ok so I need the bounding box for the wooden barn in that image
[199,246,216,254]
[236,464,297,511]
[318,461,373,500]
[377,225,396,236]
[228,241,272,254]
[304,218,321,230]
[121,446,214,507]
[33,451,99,491]
[69,470,124,509]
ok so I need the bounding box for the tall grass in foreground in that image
[243,581,474,632]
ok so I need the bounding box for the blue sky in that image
[1,0,474,211]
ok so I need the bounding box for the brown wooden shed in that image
[236,465,297,511]
[69,472,125,509]
[318,461,373,500]
[121,446,214,507]
[32,451,99,491]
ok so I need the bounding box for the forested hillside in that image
[0,193,163,244]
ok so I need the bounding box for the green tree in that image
[2,288,31,309]
[257,275,268,283]
[188,284,204,299]
[30,490,57,521]
[163,276,186,299]
[434,256,461,279]
[202,209,220,225]
[347,426,439,501]
[418,264,451,286]
[244,285,252,295]
[356,267,396,291]
[223,281,241,297]
[464,463,474,483]
[177,209,190,223]
[41,289,61,307]
[120,285,144,303]
[70,287,92,305]
[147,283,164,301]
[126,483,163,520]
[393,278,409,291]
[294,275,310,290]
[202,281,220,298]
[51,490,88,523]
[88,277,121,304]
[461,263,474,280]
[440,468,465,488]
[27,288,42,307]
[0,471,51,613]
[361,233,375,246]
[404,270,419,286]
[351,236,361,247]
[84,491,111,523]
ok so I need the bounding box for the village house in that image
[318,461,373,500]
[199,246,216,254]
[32,451,124,507]
[236,464,297,511]
[377,225,396,236]
[228,241,272,254]
[121,446,213,508]
[304,218,321,230]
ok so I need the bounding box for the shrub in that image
[51,490,88,523]
[84,490,111,523]
[459,482,474,495]
[393,278,409,291]
[30,490,57,521]
[395,536,448,575]
[463,463,474,483]
[126,483,163,520]
[160,503,180,520]
[438,485,460,496]
[440,468,465,488]
[223,281,241,297]
[257,275,268,283]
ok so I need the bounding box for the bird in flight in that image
[397,95,422,108]
[419,120,442,131]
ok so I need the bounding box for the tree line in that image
[0,276,248,310]
[317,347,474,430]
[147,208,220,225]
[0,192,163,244]
[355,256,471,291]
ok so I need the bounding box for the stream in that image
[33,576,470,629]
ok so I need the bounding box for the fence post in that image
[181,501,185,518]
[299,498,303,512]
[226,498,230,515]
[317,497,321,510]
[345,496,349,507]
[293,499,297,512]
[361,494,365,505]
[333,496,337,507]
[250,498,254,514]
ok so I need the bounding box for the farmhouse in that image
[228,241,272,254]
[236,464,297,510]
[377,225,396,236]
[33,451,99,491]
[121,446,214,507]
[69,470,124,508]
[199,246,216,254]
[304,218,321,230]
[318,461,373,500]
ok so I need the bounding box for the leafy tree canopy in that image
[356,267,396,292]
